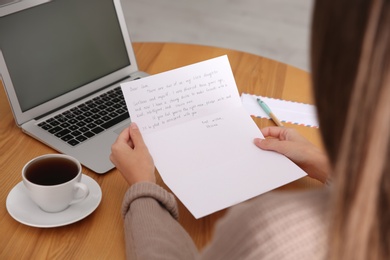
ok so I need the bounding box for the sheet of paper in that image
[241,93,319,128]
[121,56,306,218]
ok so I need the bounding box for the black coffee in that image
[25,157,79,186]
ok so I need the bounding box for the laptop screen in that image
[0,0,130,112]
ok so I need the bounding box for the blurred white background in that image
[122,0,313,71]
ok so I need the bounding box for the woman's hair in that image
[311,0,390,259]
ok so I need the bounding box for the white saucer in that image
[6,174,102,228]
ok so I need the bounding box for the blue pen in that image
[257,98,284,127]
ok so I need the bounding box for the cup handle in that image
[70,182,90,205]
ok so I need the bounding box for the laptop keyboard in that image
[38,86,129,146]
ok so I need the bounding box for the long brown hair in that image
[311,0,390,259]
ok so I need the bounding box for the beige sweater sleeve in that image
[122,182,329,260]
[200,189,329,260]
[122,182,199,260]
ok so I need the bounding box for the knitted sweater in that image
[122,182,329,260]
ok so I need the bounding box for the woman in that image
[110,0,390,259]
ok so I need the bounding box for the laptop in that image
[0,0,148,173]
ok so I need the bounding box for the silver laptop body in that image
[0,0,147,173]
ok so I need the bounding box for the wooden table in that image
[0,42,323,259]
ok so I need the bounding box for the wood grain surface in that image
[0,42,322,259]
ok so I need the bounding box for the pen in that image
[257,98,284,127]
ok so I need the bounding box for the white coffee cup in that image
[22,154,89,213]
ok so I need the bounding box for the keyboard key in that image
[69,125,79,131]
[86,123,97,129]
[68,139,80,146]
[48,120,60,126]
[94,100,104,105]
[48,126,62,134]
[68,119,78,124]
[61,135,74,142]
[46,118,56,124]
[76,135,88,142]
[94,119,104,125]
[79,127,89,133]
[76,121,86,127]
[60,122,71,128]
[55,129,71,138]
[84,118,94,123]
[76,115,86,121]
[101,113,129,129]
[101,116,111,121]
[64,112,75,119]
[91,108,100,114]
[78,105,89,112]
[71,130,82,136]
[109,112,118,118]
[55,115,67,123]
[83,111,93,117]
[71,109,82,115]
[91,126,104,134]
[84,131,95,138]
[39,122,52,130]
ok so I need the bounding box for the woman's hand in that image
[110,122,156,186]
[254,127,330,183]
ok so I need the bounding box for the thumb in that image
[254,138,291,156]
[129,122,147,149]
